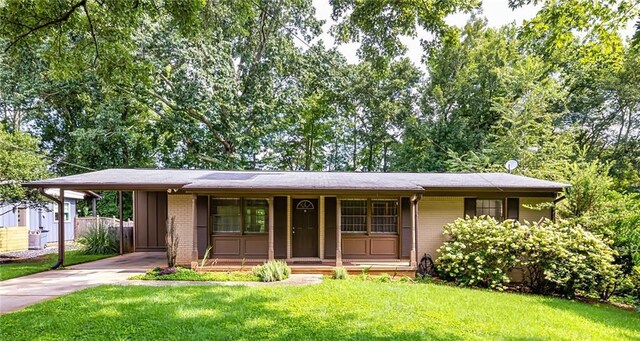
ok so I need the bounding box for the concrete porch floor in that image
[0,252,165,314]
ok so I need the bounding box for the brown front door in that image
[292,199,318,257]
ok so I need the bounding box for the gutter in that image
[39,188,65,269]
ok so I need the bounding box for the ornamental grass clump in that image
[332,267,348,280]
[252,260,291,282]
[77,224,118,255]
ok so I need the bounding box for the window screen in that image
[371,200,398,233]
[341,199,367,232]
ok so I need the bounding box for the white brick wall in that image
[167,194,195,265]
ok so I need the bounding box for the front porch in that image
[162,193,421,268]
[190,259,416,276]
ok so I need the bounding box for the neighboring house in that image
[24,169,569,267]
[0,190,97,244]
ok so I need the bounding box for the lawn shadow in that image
[1,284,462,340]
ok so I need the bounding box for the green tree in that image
[329,0,480,66]
[0,124,49,204]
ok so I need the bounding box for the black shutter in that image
[464,198,476,218]
[507,198,519,220]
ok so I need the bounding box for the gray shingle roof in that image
[24,169,569,192]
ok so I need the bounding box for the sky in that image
[308,0,637,68]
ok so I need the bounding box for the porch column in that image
[409,194,418,268]
[335,198,342,267]
[286,196,292,259]
[191,195,198,261]
[118,191,124,255]
[268,197,274,261]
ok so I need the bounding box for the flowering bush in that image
[438,216,618,298]
[519,220,618,297]
[437,216,523,290]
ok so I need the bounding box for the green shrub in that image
[437,216,618,298]
[437,216,522,290]
[399,276,413,283]
[374,273,392,283]
[77,224,118,255]
[252,260,291,282]
[332,267,348,280]
[522,220,617,297]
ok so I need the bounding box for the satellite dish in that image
[505,160,518,173]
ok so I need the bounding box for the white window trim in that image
[53,202,71,222]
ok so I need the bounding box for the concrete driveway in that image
[0,252,165,314]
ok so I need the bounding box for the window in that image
[371,200,398,233]
[341,199,367,233]
[340,199,399,233]
[244,199,268,233]
[53,202,71,222]
[476,199,503,221]
[211,198,241,233]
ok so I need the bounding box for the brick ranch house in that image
[25,169,568,271]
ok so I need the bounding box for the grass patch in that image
[0,251,115,281]
[130,267,259,282]
[1,281,638,340]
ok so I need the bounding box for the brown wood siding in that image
[196,196,208,258]
[136,191,147,248]
[401,197,411,258]
[342,234,399,259]
[273,196,287,259]
[211,234,268,258]
[324,197,337,259]
[134,191,168,250]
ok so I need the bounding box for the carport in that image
[23,171,190,268]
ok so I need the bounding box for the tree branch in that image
[82,2,99,65]
[4,0,87,52]
[120,84,234,153]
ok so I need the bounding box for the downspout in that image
[39,188,65,269]
[552,194,566,223]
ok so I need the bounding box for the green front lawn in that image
[0,251,115,281]
[2,280,638,340]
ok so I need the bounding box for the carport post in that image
[39,188,65,268]
[119,191,123,255]
[58,189,65,265]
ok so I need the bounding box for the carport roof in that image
[23,169,569,193]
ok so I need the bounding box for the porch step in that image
[194,264,416,277]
